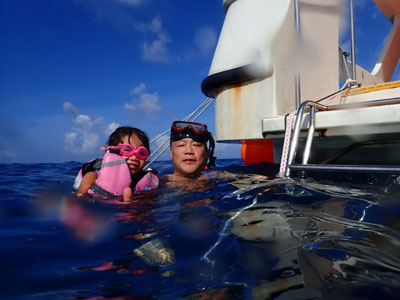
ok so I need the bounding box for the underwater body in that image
[1,159,400,299]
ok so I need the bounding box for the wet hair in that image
[107,126,150,154]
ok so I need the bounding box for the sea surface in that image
[1,159,400,299]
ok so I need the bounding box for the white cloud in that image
[74,114,92,127]
[150,17,162,32]
[142,38,171,63]
[104,122,121,136]
[125,103,136,114]
[63,101,80,116]
[137,17,171,63]
[74,2,172,64]
[194,26,217,55]
[81,132,100,153]
[63,103,111,155]
[64,131,99,154]
[73,114,103,128]
[138,92,162,116]
[64,132,78,152]
[130,82,146,95]
[125,84,162,118]
[135,16,162,33]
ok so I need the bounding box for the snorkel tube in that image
[203,131,216,170]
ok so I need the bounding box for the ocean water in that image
[1,159,400,299]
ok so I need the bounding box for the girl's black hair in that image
[107,126,150,154]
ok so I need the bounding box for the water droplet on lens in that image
[281,269,296,277]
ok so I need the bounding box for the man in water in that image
[165,120,216,181]
[123,120,216,199]
[124,121,217,269]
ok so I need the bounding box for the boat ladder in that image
[281,100,400,177]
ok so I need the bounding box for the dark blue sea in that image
[1,159,400,299]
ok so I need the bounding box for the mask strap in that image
[108,147,121,155]
[203,132,216,170]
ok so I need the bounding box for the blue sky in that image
[0,0,399,163]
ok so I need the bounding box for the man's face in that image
[170,138,206,179]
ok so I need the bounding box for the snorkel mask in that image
[170,120,216,169]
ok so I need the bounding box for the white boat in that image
[202,0,400,176]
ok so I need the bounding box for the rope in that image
[145,138,171,169]
[277,111,296,177]
[149,97,214,145]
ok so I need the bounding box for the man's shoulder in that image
[160,174,174,181]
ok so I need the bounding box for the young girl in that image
[74,126,159,198]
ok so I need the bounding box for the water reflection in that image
[198,175,400,299]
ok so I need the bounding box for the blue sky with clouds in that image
[0,0,399,163]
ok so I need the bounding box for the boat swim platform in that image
[279,99,400,176]
[269,97,400,176]
[262,85,400,139]
[262,100,400,138]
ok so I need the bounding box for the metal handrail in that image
[349,0,357,80]
[283,99,400,177]
[289,164,400,173]
[285,101,325,176]
[325,97,400,111]
[302,105,315,165]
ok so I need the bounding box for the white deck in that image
[262,102,400,139]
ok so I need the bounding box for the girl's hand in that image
[123,186,133,202]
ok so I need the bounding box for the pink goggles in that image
[101,144,149,160]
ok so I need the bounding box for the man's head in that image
[170,121,216,179]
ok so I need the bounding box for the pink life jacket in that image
[134,171,159,193]
[89,151,131,197]
[74,151,159,198]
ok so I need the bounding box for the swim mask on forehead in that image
[170,121,208,143]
